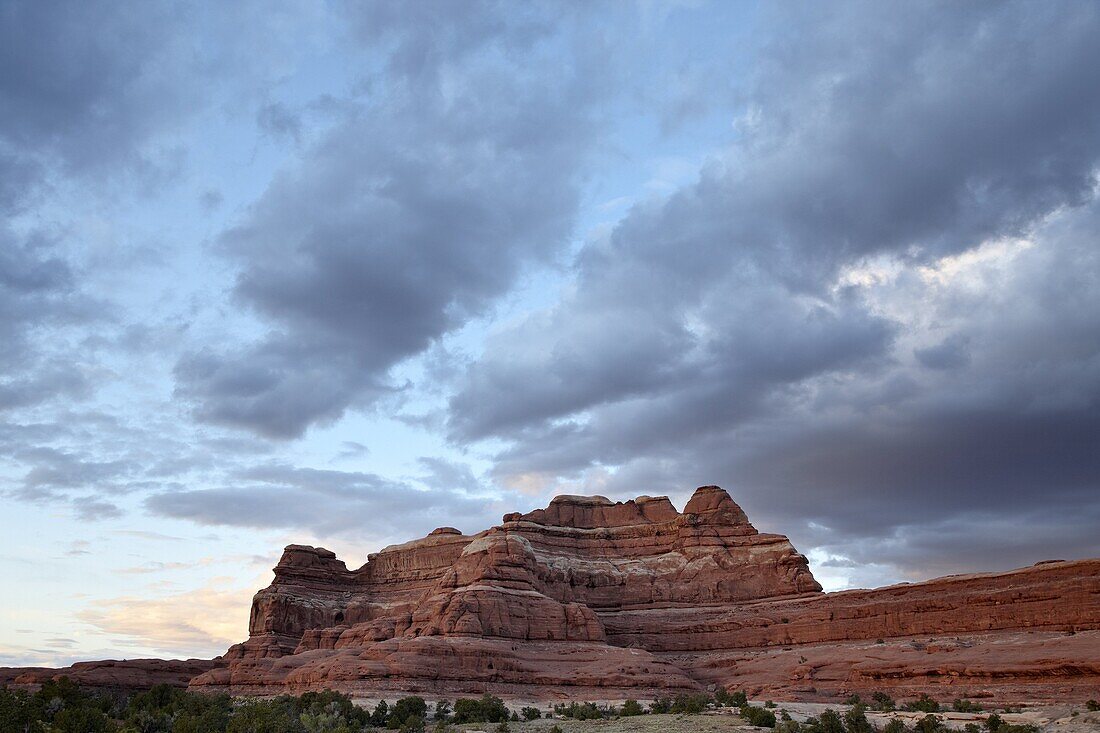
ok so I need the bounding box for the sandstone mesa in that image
[6,486,1100,703]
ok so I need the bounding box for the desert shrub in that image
[494,721,510,733]
[914,714,945,733]
[985,713,1005,732]
[1087,700,1100,712]
[670,693,711,714]
[227,698,303,733]
[845,694,863,706]
[36,677,87,710]
[964,724,982,733]
[549,726,563,733]
[134,691,231,733]
[128,707,175,732]
[53,704,114,733]
[372,700,390,727]
[814,704,844,730]
[953,699,983,713]
[715,688,748,707]
[521,705,542,720]
[649,697,672,714]
[433,700,451,721]
[399,716,426,733]
[871,691,896,712]
[883,718,908,733]
[904,695,940,713]
[299,690,366,723]
[0,687,32,732]
[844,704,873,733]
[740,704,777,728]
[620,699,644,716]
[299,711,351,733]
[0,683,382,733]
[129,683,186,716]
[553,701,604,719]
[389,696,428,728]
[453,694,509,724]
[17,677,125,732]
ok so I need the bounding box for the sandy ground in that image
[354,704,1100,733]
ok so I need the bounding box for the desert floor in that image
[427,705,1100,733]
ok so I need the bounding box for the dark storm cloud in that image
[0,0,199,188]
[0,1,324,421]
[145,462,502,540]
[0,1,213,424]
[446,1,1100,578]
[0,228,108,422]
[174,2,608,438]
[913,335,970,371]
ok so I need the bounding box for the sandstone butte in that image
[5,487,1100,703]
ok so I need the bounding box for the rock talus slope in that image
[187,486,1100,702]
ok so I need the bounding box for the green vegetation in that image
[0,682,382,733]
[869,692,896,712]
[551,701,607,720]
[740,704,778,728]
[2,678,1059,733]
[388,696,427,729]
[883,718,907,733]
[371,699,390,727]
[952,699,982,713]
[452,694,509,724]
[715,688,748,707]
[902,694,940,713]
[843,705,873,733]
[1087,700,1100,712]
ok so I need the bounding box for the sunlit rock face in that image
[180,485,1100,702]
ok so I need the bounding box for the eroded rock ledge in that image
[192,486,1099,702]
[5,487,1098,702]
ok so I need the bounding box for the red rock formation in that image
[184,486,1100,702]
[2,659,221,690]
[5,486,1098,702]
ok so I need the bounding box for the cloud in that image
[76,577,255,657]
[913,334,971,371]
[444,1,1100,578]
[115,555,268,575]
[0,1,189,179]
[145,464,504,541]
[2,0,1099,625]
[172,3,610,438]
[71,497,123,521]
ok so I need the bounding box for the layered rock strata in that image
[2,659,222,690]
[187,487,1100,702]
[5,486,1098,703]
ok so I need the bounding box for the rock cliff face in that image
[187,486,1100,702]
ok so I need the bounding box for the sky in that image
[2,0,1100,667]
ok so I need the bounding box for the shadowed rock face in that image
[185,486,1100,702]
